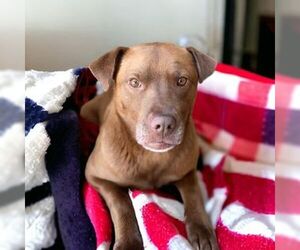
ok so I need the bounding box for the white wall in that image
[0,0,25,70]
[26,0,224,71]
[278,0,300,15]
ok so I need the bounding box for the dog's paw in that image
[186,222,219,250]
[113,235,143,250]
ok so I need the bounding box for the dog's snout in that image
[150,115,176,137]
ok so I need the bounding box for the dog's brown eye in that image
[177,77,188,87]
[129,78,141,88]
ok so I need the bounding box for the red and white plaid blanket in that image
[275,74,300,250]
[82,64,275,250]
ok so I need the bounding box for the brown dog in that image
[81,43,219,250]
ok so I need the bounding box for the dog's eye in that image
[129,78,141,88]
[177,77,188,87]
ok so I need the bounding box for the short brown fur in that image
[81,43,218,250]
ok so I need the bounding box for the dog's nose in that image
[150,115,176,137]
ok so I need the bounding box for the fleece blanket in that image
[0,71,24,250]
[25,64,276,250]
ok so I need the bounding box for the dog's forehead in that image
[121,44,194,71]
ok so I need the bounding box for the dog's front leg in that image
[175,170,219,250]
[90,178,143,250]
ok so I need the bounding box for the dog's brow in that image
[170,61,188,71]
[127,68,156,82]
[127,71,142,77]
[172,69,189,77]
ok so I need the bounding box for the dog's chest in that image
[91,155,182,189]
[88,129,197,189]
[116,156,190,189]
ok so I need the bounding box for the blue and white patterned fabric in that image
[25,70,78,250]
[0,71,25,250]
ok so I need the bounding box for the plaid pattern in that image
[276,74,300,250]
[193,64,275,163]
[194,64,275,250]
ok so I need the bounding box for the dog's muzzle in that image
[136,113,184,153]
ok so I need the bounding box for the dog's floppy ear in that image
[186,47,217,83]
[89,47,128,91]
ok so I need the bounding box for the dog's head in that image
[89,43,216,153]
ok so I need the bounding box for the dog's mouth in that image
[142,141,177,153]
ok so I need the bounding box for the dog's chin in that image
[139,142,178,153]
[135,125,184,153]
